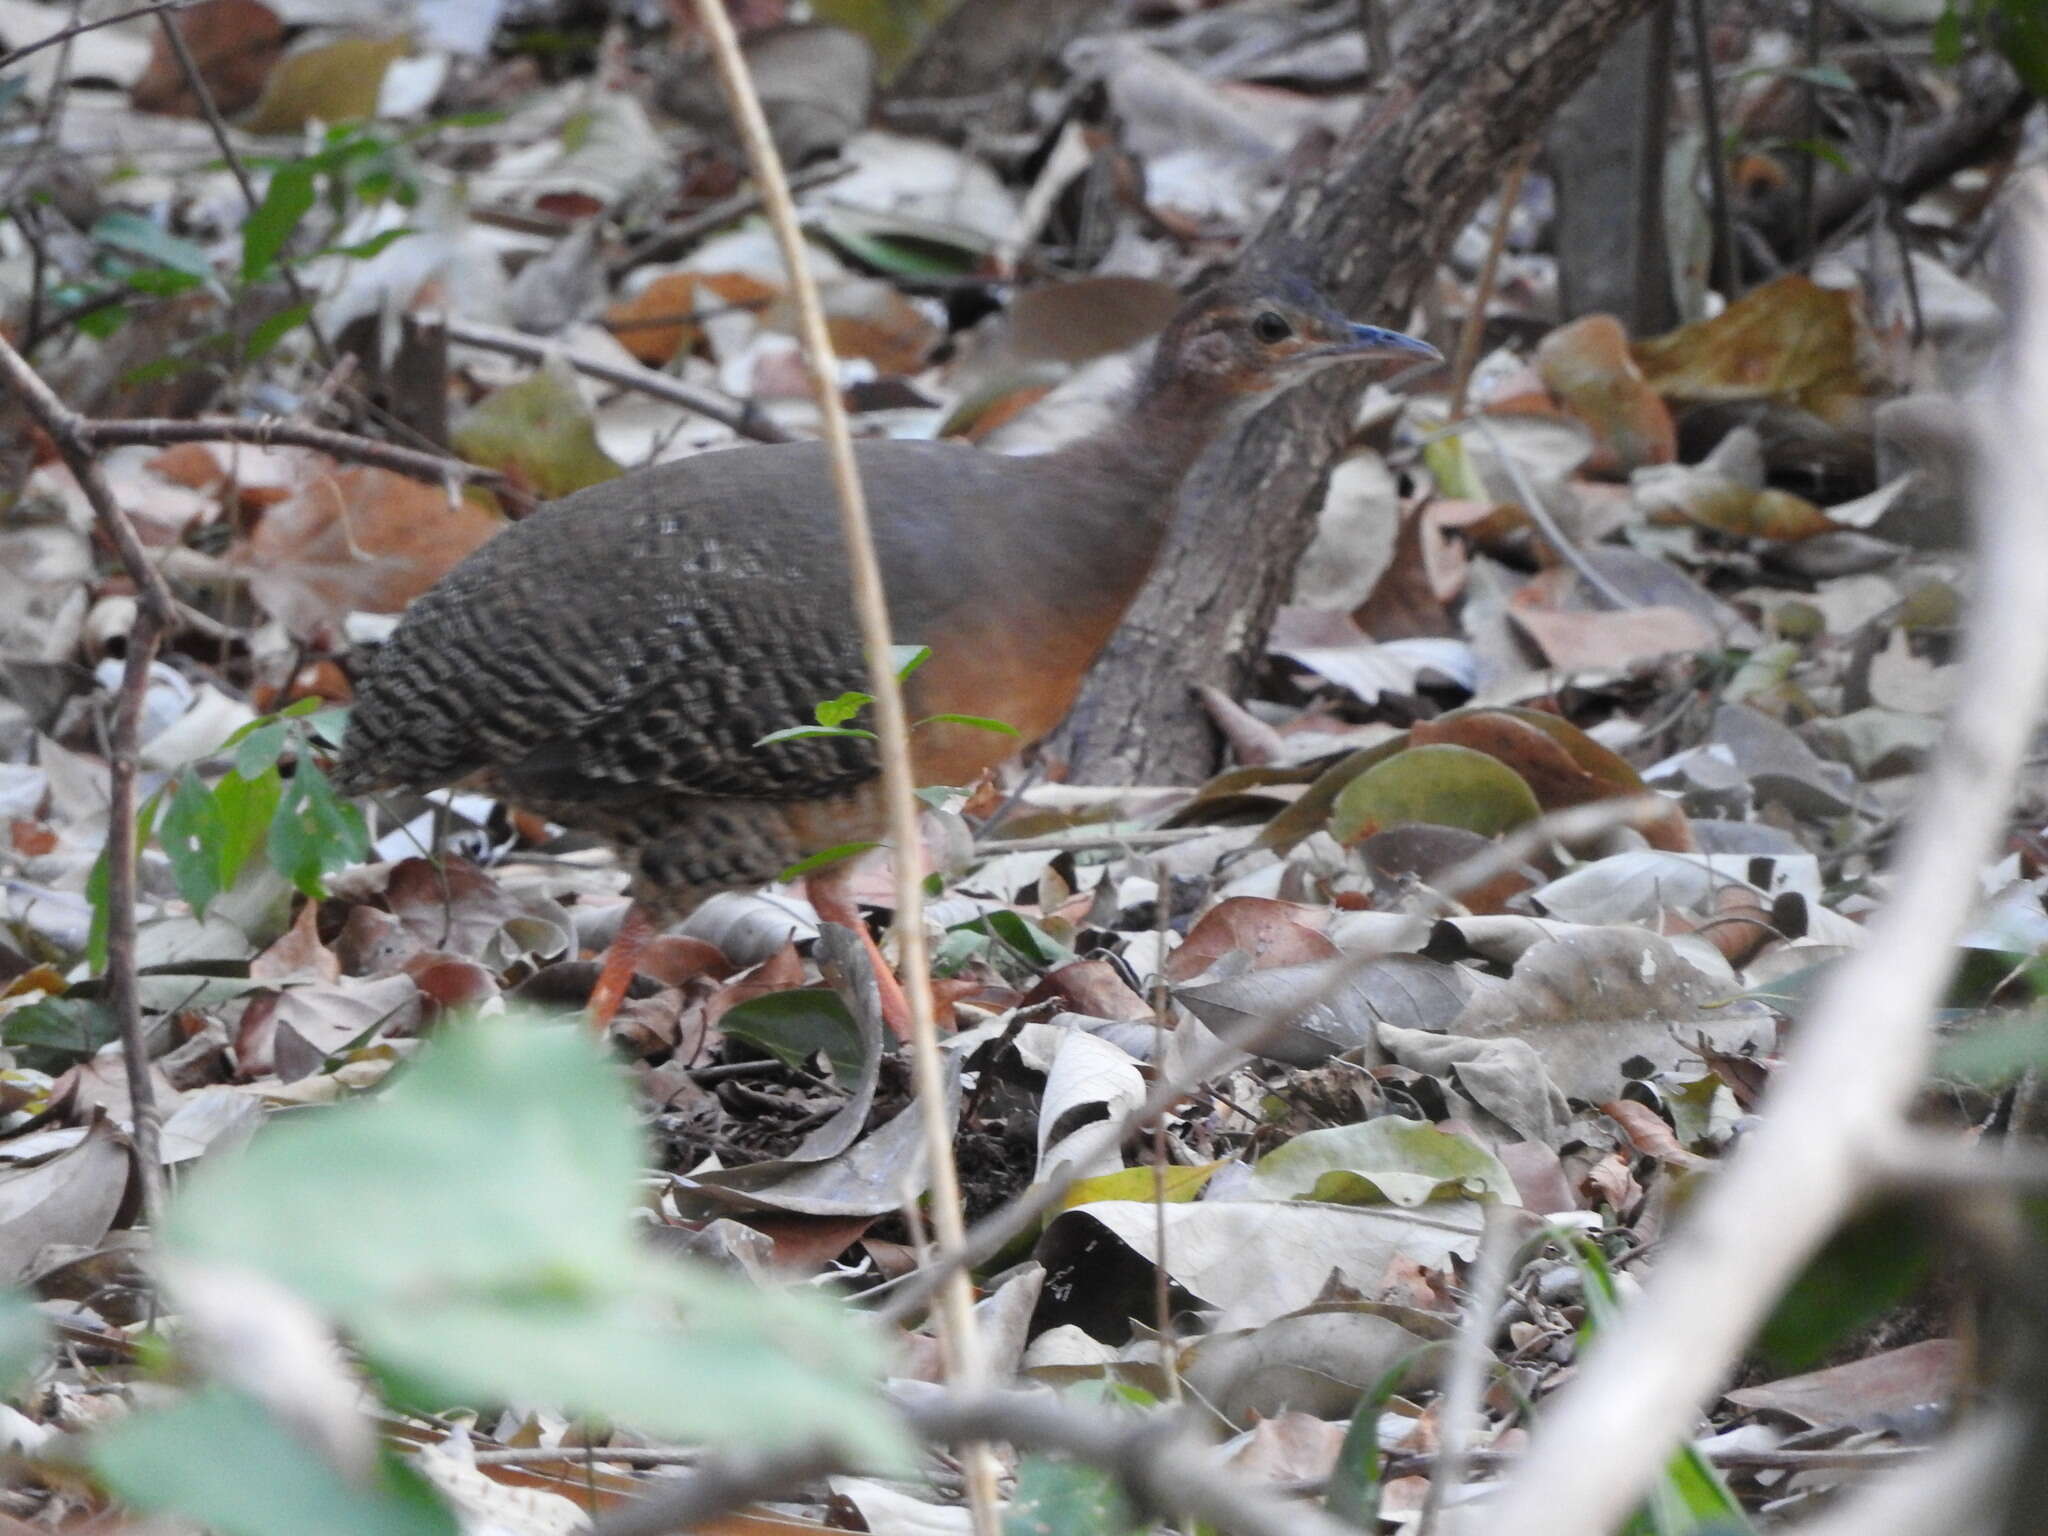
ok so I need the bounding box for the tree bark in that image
[1046,0,1657,788]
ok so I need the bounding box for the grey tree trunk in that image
[1047,0,1659,787]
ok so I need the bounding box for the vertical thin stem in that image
[1687,0,1741,298]
[105,617,167,1230]
[684,5,999,1533]
[1631,0,1677,335]
[151,8,338,371]
[1798,0,1826,262]
[1414,1205,1515,1536]
[1448,146,1533,421]
[0,334,176,1227]
[1148,862,1181,1410]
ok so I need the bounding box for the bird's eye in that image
[1251,310,1293,344]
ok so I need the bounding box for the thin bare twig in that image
[1485,174,2048,1536]
[440,316,790,445]
[973,826,1216,856]
[1448,146,1533,420]
[1687,0,1741,297]
[0,0,191,69]
[0,334,171,1227]
[1416,1204,1516,1536]
[612,158,851,276]
[1468,412,1638,610]
[147,7,337,371]
[77,415,509,495]
[684,6,998,1535]
[1799,0,1827,261]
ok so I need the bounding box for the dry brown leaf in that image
[1535,313,1676,474]
[1633,274,1874,429]
[238,462,502,635]
[130,0,284,118]
[1165,897,1338,983]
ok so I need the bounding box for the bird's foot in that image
[586,902,655,1032]
[806,872,915,1043]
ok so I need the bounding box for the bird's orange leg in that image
[586,902,655,1032]
[805,865,915,1043]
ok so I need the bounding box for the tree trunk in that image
[1046,0,1657,788]
[1549,2,1677,332]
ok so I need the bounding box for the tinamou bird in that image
[332,261,1438,1033]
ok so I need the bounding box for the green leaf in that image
[228,718,291,778]
[76,302,130,339]
[1327,1340,1453,1528]
[162,1017,901,1460]
[266,761,369,899]
[0,1290,49,1397]
[958,909,1073,969]
[916,712,1020,737]
[1248,1118,1519,1209]
[1757,1201,1932,1371]
[813,690,873,728]
[3,996,120,1072]
[87,786,164,972]
[451,360,623,500]
[304,705,351,747]
[754,725,877,747]
[121,266,206,297]
[719,987,868,1087]
[1003,1454,1142,1536]
[777,840,879,882]
[94,1385,457,1536]
[320,227,414,261]
[243,162,317,280]
[1933,3,1967,66]
[246,303,313,360]
[891,644,931,680]
[92,210,214,279]
[1328,743,1542,845]
[214,764,284,896]
[159,772,226,917]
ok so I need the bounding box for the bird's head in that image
[1148,266,1440,402]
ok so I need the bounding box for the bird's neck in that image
[1044,361,1241,556]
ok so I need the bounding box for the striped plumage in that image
[333,269,1437,914]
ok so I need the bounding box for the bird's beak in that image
[1338,322,1443,364]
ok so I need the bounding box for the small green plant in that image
[755,644,1021,747]
[55,114,505,370]
[86,698,367,969]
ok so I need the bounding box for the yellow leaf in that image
[238,33,410,134]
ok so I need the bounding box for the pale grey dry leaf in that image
[974,1262,1047,1381]
[270,974,424,1083]
[1808,706,1943,778]
[678,890,818,967]
[1724,1339,1960,1430]
[1377,1022,1566,1145]
[673,1057,962,1219]
[1530,850,1817,926]
[1038,1199,1483,1334]
[1183,1307,1442,1425]
[1446,928,1776,1105]
[1175,951,1492,1067]
[0,1117,131,1284]
[1036,1029,1146,1181]
[1712,703,1859,817]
